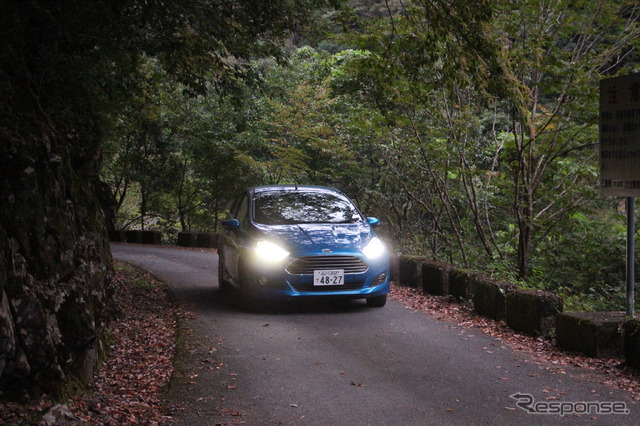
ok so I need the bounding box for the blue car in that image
[218,185,390,307]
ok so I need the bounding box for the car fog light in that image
[371,272,387,286]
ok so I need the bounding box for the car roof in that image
[250,185,344,195]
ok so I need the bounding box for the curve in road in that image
[112,243,638,425]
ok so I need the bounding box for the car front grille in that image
[285,255,368,275]
[290,280,366,292]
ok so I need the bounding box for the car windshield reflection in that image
[253,191,362,225]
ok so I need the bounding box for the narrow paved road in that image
[112,244,638,425]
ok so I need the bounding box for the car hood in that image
[252,222,373,251]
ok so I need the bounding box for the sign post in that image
[599,73,640,318]
[628,197,636,317]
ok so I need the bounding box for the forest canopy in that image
[100,0,640,312]
[0,0,345,399]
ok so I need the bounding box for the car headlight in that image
[362,237,386,259]
[255,240,290,263]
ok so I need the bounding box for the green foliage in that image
[87,0,349,234]
[101,61,260,232]
[340,0,638,278]
[95,1,639,312]
[530,203,637,312]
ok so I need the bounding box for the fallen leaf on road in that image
[389,285,640,400]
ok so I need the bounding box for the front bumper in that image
[243,251,390,300]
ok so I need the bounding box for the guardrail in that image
[392,254,639,369]
[109,230,218,248]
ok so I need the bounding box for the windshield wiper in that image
[334,218,361,223]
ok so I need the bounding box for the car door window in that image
[225,195,240,220]
[237,194,249,229]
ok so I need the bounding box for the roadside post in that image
[599,73,640,318]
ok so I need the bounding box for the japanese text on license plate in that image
[313,269,344,286]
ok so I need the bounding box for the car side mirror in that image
[367,217,381,227]
[222,219,241,230]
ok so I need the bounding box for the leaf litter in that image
[1,261,180,424]
[389,284,640,400]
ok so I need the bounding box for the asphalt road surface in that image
[111,243,638,425]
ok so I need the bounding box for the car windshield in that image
[253,191,363,225]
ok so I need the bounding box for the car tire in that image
[237,258,257,310]
[217,251,233,297]
[366,295,387,308]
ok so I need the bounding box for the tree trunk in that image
[517,220,532,279]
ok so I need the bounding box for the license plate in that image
[313,269,344,286]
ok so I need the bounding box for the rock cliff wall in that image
[0,133,115,400]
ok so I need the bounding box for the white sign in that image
[599,74,640,197]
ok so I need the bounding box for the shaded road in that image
[111,243,638,425]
